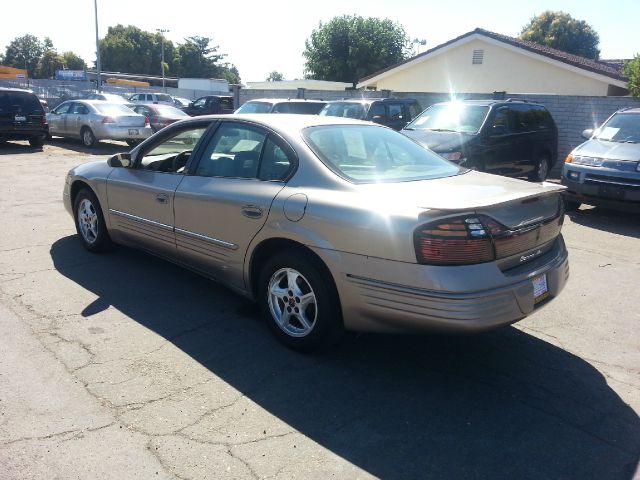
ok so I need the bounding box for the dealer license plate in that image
[14,115,26,122]
[533,274,549,304]
[128,129,138,135]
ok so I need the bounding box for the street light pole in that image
[94,0,102,91]
[156,29,169,92]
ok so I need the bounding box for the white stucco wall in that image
[364,38,618,96]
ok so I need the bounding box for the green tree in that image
[61,51,87,70]
[218,64,241,84]
[175,36,224,78]
[267,71,284,81]
[520,11,600,59]
[99,25,176,75]
[303,15,411,87]
[3,34,45,76]
[35,49,63,78]
[624,55,640,97]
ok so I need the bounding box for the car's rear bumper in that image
[94,124,153,141]
[0,125,48,140]
[312,235,569,333]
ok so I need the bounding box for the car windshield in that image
[303,125,463,183]
[595,113,640,143]
[320,102,367,120]
[154,105,189,117]
[93,103,135,116]
[405,103,490,134]
[236,102,273,114]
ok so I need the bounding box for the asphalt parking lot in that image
[0,139,639,480]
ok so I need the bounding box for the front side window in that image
[595,113,640,143]
[405,103,490,134]
[368,103,386,119]
[53,102,71,114]
[156,94,173,103]
[195,123,267,178]
[193,98,206,108]
[303,125,462,183]
[136,126,208,173]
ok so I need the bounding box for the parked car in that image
[85,92,130,104]
[131,104,190,132]
[562,108,640,212]
[180,95,235,116]
[129,92,174,106]
[0,87,48,147]
[402,99,558,182]
[235,98,326,115]
[63,114,568,350]
[320,98,422,130]
[172,96,192,108]
[47,100,152,147]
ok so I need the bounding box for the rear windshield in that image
[272,102,326,114]
[303,124,462,183]
[0,91,43,113]
[93,103,135,116]
[320,102,367,120]
[405,103,490,134]
[154,105,189,117]
[236,101,273,114]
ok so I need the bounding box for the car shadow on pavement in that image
[567,207,640,238]
[0,141,44,155]
[47,137,129,156]
[50,236,640,480]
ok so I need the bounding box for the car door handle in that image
[156,193,169,204]
[241,205,263,219]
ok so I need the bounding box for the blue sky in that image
[3,0,639,82]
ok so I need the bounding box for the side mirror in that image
[581,128,594,140]
[108,152,132,168]
[491,124,507,136]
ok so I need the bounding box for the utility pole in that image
[94,0,102,91]
[156,29,169,92]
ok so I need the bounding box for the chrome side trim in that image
[175,228,238,250]
[109,209,173,232]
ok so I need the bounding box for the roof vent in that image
[472,49,484,65]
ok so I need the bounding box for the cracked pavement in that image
[0,140,639,479]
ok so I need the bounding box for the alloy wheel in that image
[267,268,318,337]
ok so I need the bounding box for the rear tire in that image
[564,198,581,211]
[258,250,343,352]
[81,127,97,148]
[126,139,140,147]
[73,188,113,253]
[29,136,44,147]
[530,155,550,182]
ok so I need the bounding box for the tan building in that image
[358,29,629,96]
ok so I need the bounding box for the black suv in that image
[181,95,235,116]
[0,88,48,147]
[320,98,422,130]
[402,99,558,181]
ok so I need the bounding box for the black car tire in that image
[126,139,140,147]
[530,155,550,182]
[258,250,344,352]
[81,127,97,148]
[73,188,113,253]
[29,136,44,147]
[564,198,581,211]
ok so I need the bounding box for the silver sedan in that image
[47,100,152,147]
[63,114,569,350]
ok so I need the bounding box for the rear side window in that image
[408,102,422,119]
[368,103,386,119]
[0,91,43,113]
[219,98,234,110]
[513,104,552,132]
[388,103,404,120]
[236,101,273,114]
[156,94,173,103]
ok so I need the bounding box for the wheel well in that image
[70,180,92,207]
[249,238,336,298]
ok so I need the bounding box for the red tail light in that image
[102,116,115,124]
[414,210,564,265]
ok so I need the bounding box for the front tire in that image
[81,127,97,148]
[258,250,343,351]
[29,136,44,147]
[73,188,112,253]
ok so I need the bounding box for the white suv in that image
[129,92,174,106]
